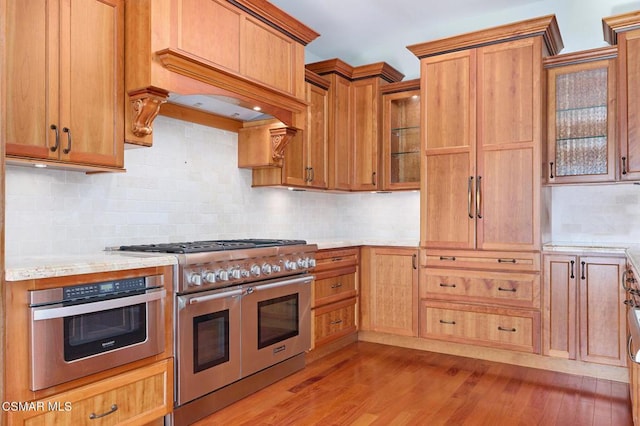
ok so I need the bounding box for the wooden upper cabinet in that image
[5,0,124,171]
[351,78,380,191]
[544,49,617,184]
[282,73,329,189]
[603,12,640,180]
[477,38,541,251]
[410,16,562,251]
[423,50,476,249]
[381,80,421,191]
[328,72,353,191]
[306,59,404,191]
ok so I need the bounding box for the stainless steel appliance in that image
[119,239,316,426]
[29,275,166,391]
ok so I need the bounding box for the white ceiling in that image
[270,0,638,80]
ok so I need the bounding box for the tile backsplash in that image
[5,116,420,261]
[550,183,640,244]
[8,115,639,262]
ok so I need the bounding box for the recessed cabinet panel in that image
[177,0,241,71]
[424,152,475,249]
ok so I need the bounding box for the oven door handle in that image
[249,275,313,292]
[188,288,243,304]
[32,289,166,321]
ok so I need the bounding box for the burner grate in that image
[119,239,307,254]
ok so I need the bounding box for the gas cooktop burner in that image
[119,239,307,254]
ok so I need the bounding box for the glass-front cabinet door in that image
[382,81,421,190]
[546,52,616,184]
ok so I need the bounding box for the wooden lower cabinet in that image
[314,297,358,347]
[7,359,173,426]
[360,246,419,337]
[419,249,541,353]
[543,253,627,366]
[421,300,540,353]
[310,247,359,350]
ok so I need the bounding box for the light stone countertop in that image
[542,241,632,255]
[5,251,178,282]
[10,240,640,281]
[4,240,419,281]
[312,239,419,250]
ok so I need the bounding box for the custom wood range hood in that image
[125,0,319,158]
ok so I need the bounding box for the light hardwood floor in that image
[194,342,632,425]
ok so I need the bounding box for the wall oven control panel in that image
[62,277,147,301]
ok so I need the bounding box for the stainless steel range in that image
[119,239,317,426]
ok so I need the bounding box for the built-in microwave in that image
[29,275,166,391]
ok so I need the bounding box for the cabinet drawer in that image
[420,301,540,353]
[9,359,172,426]
[420,268,540,309]
[423,249,540,272]
[313,272,357,307]
[313,297,357,347]
[314,248,359,274]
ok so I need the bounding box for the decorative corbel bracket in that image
[270,126,298,161]
[128,86,170,137]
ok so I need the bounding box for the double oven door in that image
[176,275,312,405]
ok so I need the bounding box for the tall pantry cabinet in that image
[408,16,563,352]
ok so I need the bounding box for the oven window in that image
[193,311,230,373]
[258,293,299,349]
[64,303,146,361]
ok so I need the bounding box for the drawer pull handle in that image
[498,326,517,333]
[440,256,456,261]
[330,319,343,325]
[581,261,586,280]
[497,258,516,263]
[439,283,456,288]
[498,287,517,293]
[331,257,343,262]
[89,404,118,420]
[330,283,343,289]
[439,320,456,325]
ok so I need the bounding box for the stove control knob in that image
[250,264,261,276]
[272,264,281,273]
[284,260,298,271]
[217,269,229,281]
[203,271,217,283]
[261,263,272,275]
[241,269,250,278]
[308,258,316,268]
[188,273,203,286]
[230,269,241,280]
[297,258,309,268]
